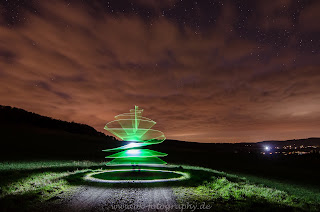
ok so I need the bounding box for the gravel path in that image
[47,186,180,212]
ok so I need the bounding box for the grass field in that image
[0,161,319,211]
[0,161,103,211]
[229,171,320,204]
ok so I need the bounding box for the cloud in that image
[251,0,294,30]
[299,1,320,31]
[134,0,178,9]
[0,0,319,143]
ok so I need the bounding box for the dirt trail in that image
[47,186,180,212]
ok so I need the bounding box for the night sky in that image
[0,0,320,143]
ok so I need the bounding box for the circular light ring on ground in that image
[84,169,190,183]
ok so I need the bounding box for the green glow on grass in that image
[84,169,190,183]
[104,106,166,166]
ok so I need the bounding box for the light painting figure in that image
[104,106,167,166]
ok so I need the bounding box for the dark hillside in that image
[0,105,110,137]
[0,105,119,160]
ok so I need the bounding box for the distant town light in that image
[265,146,270,151]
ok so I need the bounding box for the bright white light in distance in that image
[127,149,140,154]
[265,146,270,151]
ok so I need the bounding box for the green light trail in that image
[104,106,166,166]
[84,169,190,183]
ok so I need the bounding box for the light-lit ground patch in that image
[0,161,319,211]
[84,168,189,183]
[174,174,319,211]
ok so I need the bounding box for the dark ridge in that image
[0,105,115,139]
[0,105,119,161]
[257,138,320,147]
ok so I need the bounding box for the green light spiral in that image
[103,106,166,166]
